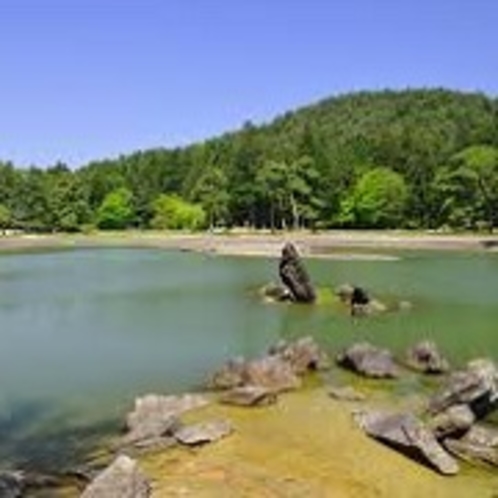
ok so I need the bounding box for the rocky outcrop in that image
[81,455,150,498]
[355,410,459,475]
[405,340,450,374]
[220,385,277,406]
[278,243,316,303]
[124,393,209,446]
[428,404,475,440]
[337,342,400,378]
[174,420,232,446]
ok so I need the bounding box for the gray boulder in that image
[337,342,400,378]
[124,393,209,445]
[428,358,498,418]
[278,243,316,303]
[81,455,150,498]
[268,336,330,374]
[0,472,23,498]
[355,410,459,475]
[405,340,450,374]
[428,404,475,440]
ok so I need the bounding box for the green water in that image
[0,247,497,469]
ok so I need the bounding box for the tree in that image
[191,167,229,230]
[0,203,11,233]
[151,194,205,230]
[96,188,134,229]
[256,156,320,230]
[340,167,408,228]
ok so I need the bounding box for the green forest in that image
[1,88,497,233]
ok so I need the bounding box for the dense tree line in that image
[1,88,497,233]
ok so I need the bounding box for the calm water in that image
[0,247,497,469]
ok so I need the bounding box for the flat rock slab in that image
[175,420,233,446]
[81,455,150,498]
[328,385,366,402]
[355,410,459,475]
[220,385,277,407]
[337,342,400,378]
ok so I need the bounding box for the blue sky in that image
[0,0,497,167]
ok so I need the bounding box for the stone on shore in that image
[268,336,331,374]
[124,393,209,445]
[81,455,150,498]
[0,472,23,498]
[328,385,366,402]
[428,358,498,418]
[337,342,400,378]
[427,404,475,440]
[174,420,233,446]
[355,410,459,475]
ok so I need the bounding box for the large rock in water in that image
[81,455,150,498]
[355,410,459,475]
[337,342,400,378]
[428,358,498,419]
[278,243,316,303]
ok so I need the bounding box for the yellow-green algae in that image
[139,388,498,498]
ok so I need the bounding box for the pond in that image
[0,247,497,470]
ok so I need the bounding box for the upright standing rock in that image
[278,243,316,303]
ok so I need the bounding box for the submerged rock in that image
[355,410,459,475]
[337,342,400,378]
[81,455,150,498]
[174,420,232,446]
[279,242,316,303]
[405,340,450,374]
[220,385,277,407]
[124,393,209,445]
[260,282,292,302]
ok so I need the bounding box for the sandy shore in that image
[139,387,498,498]
[0,230,497,258]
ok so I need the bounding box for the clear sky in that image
[0,0,497,168]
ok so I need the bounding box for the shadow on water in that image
[0,399,117,474]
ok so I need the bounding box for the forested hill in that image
[1,88,497,232]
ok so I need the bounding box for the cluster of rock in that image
[337,340,450,378]
[75,336,331,497]
[210,336,330,404]
[338,340,498,476]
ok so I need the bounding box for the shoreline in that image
[0,230,497,259]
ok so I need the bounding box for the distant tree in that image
[340,167,408,228]
[433,145,498,231]
[191,167,229,230]
[96,187,134,229]
[0,203,11,233]
[151,194,206,230]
